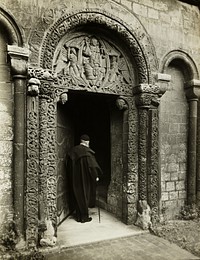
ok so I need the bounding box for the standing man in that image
[68,134,102,223]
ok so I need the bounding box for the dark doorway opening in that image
[67,90,112,200]
[57,90,119,225]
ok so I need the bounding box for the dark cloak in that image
[67,144,102,221]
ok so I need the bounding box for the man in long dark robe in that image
[68,134,102,223]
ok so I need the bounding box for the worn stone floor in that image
[57,208,146,247]
[41,208,200,260]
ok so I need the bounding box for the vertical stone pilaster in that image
[148,103,160,222]
[47,101,57,228]
[26,70,58,247]
[26,78,40,248]
[27,68,60,247]
[185,79,200,206]
[139,108,149,199]
[135,88,152,202]
[7,45,29,247]
[126,98,138,224]
[38,92,48,233]
[134,83,166,222]
[37,80,58,245]
[39,80,58,230]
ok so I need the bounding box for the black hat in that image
[80,134,90,141]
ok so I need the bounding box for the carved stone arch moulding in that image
[0,7,23,46]
[39,9,158,86]
[160,50,199,81]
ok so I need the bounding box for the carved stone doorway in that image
[56,90,125,224]
[25,10,163,247]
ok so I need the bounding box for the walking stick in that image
[97,188,101,223]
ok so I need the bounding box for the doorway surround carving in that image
[26,10,165,248]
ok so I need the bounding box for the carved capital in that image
[135,93,152,108]
[28,66,55,81]
[133,84,160,95]
[185,79,200,101]
[154,72,171,97]
[7,45,29,76]
[134,84,160,108]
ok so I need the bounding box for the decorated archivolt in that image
[53,34,132,95]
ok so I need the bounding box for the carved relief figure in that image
[54,46,80,78]
[53,35,131,92]
[67,47,80,78]
[108,55,119,83]
[54,46,68,75]
[82,37,101,79]
[135,200,152,230]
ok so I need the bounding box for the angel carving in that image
[53,34,131,90]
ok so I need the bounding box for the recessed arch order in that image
[39,9,158,86]
[160,50,199,81]
[0,7,23,46]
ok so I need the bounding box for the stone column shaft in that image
[134,81,167,222]
[197,100,200,205]
[188,99,198,204]
[13,76,26,234]
[7,45,29,244]
[147,107,159,222]
[185,79,200,206]
[39,96,48,228]
[134,84,156,202]
[138,107,149,201]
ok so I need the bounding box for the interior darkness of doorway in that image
[62,90,116,200]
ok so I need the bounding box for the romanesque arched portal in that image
[26,10,163,248]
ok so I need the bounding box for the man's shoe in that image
[81,217,92,223]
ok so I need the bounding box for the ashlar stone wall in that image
[0,30,13,233]
[160,66,188,219]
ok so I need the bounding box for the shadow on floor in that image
[56,207,147,248]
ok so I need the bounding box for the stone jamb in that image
[134,82,167,222]
[38,91,49,236]
[134,84,158,203]
[26,93,39,248]
[126,97,138,224]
